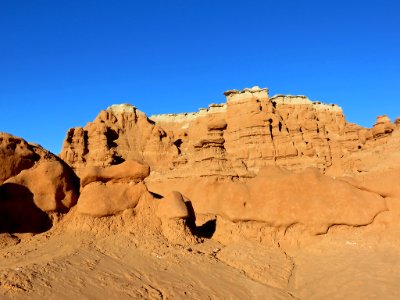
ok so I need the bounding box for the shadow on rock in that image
[0,183,52,233]
[184,201,217,239]
[192,219,217,239]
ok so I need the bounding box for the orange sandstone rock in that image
[156,191,190,220]
[372,115,395,138]
[60,87,377,181]
[5,160,79,212]
[60,104,177,172]
[148,167,387,235]
[77,181,149,217]
[77,161,152,217]
[0,133,79,233]
[80,160,150,187]
[0,133,38,184]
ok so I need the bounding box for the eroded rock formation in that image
[77,160,152,217]
[61,104,177,172]
[56,86,400,241]
[148,166,387,235]
[61,86,399,182]
[1,86,400,299]
[0,133,79,233]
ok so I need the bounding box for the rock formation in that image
[61,86,395,182]
[77,160,152,217]
[148,166,388,235]
[0,133,38,184]
[1,85,400,299]
[0,133,79,233]
[56,86,400,242]
[60,104,177,173]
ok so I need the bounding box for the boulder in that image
[80,160,150,187]
[0,133,80,233]
[156,191,190,220]
[77,181,148,217]
[5,160,79,212]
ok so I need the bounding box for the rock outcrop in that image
[77,181,149,217]
[0,133,38,184]
[0,133,79,233]
[5,160,79,212]
[372,115,396,138]
[326,115,400,176]
[155,191,190,220]
[61,86,394,181]
[60,104,177,173]
[80,160,150,187]
[147,166,387,235]
[77,160,152,217]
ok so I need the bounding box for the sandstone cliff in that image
[60,86,398,180]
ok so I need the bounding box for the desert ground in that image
[1,86,400,299]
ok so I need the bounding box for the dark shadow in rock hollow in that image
[0,183,52,234]
[149,191,163,200]
[193,219,217,239]
[106,128,119,148]
[184,201,216,239]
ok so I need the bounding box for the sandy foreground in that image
[1,212,400,300]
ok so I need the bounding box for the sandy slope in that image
[2,219,400,300]
[0,222,293,299]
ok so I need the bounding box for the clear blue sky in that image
[1,0,399,153]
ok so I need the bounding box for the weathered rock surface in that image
[0,233,20,249]
[154,191,198,245]
[0,133,79,233]
[148,166,387,235]
[326,116,400,176]
[155,191,190,220]
[60,86,399,181]
[5,160,79,212]
[77,160,152,217]
[60,104,177,173]
[1,87,400,300]
[80,160,150,187]
[372,115,396,138]
[77,181,149,217]
[0,133,38,184]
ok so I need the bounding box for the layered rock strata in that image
[61,86,399,180]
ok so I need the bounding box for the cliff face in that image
[61,104,177,173]
[59,86,398,180]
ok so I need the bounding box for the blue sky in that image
[0,0,399,153]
